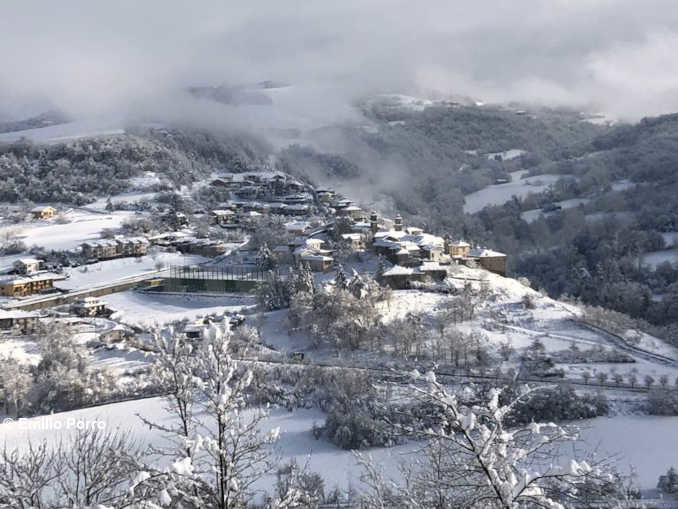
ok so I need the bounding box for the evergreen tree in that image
[375,256,386,284]
[334,263,348,290]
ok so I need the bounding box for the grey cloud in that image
[2,0,678,123]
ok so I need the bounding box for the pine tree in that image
[375,256,386,284]
[335,263,348,290]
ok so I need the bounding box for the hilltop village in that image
[0,170,507,302]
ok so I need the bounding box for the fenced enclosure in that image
[161,265,276,293]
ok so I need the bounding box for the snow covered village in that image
[5,2,678,507]
[0,160,674,507]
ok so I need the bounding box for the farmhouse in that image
[13,258,42,275]
[31,205,56,220]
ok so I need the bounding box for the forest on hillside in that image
[0,127,268,205]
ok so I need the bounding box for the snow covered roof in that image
[14,258,41,265]
[82,239,118,248]
[469,248,506,258]
[0,309,38,319]
[374,230,407,240]
[450,241,471,247]
[305,238,324,247]
[0,273,64,285]
[31,205,55,212]
[285,221,310,232]
[116,236,149,244]
[212,209,235,215]
[300,254,333,262]
[420,261,447,272]
[352,222,371,230]
[383,265,415,276]
[341,233,363,240]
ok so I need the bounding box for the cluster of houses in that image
[149,232,227,257]
[7,172,507,300]
[207,173,315,229]
[266,194,508,288]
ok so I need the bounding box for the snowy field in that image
[7,209,137,250]
[578,415,678,488]
[0,117,125,143]
[0,397,414,496]
[464,170,562,214]
[485,148,527,161]
[57,253,206,290]
[102,291,256,327]
[0,395,675,491]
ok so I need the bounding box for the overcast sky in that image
[2,1,678,122]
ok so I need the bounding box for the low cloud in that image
[3,0,678,124]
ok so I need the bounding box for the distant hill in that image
[0,110,71,134]
[187,85,273,106]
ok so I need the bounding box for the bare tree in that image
[54,426,143,507]
[0,427,145,508]
[138,322,280,508]
[0,441,56,509]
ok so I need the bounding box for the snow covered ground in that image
[464,170,562,214]
[485,149,527,161]
[0,117,126,143]
[0,334,41,365]
[7,209,137,250]
[0,395,675,491]
[0,397,414,496]
[57,253,206,290]
[102,291,255,328]
[578,415,678,488]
